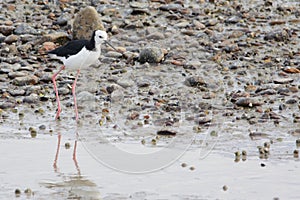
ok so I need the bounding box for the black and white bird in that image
[48,30,117,121]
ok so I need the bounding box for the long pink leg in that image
[72,69,80,121]
[52,66,65,120]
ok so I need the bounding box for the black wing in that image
[48,39,89,58]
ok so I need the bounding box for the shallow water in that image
[1,73,300,199]
[1,120,300,199]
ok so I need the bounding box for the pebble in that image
[151,139,156,145]
[235,98,263,107]
[264,29,290,42]
[0,102,15,109]
[39,42,56,54]
[181,163,187,168]
[185,76,206,87]
[8,71,28,79]
[39,124,46,130]
[273,78,294,84]
[258,89,276,95]
[159,4,184,12]
[189,166,195,171]
[285,98,297,104]
[283,67,300,74]
[205,19,219,26]
[139,47,165,63]
[29,127,37,138]
[198,118,211,125]
[20,34,36,43]
[14,23,38,35]
[157,130,176,136]
[23,93,39,103]
[18,43,32,53]
[54,15,68,26]
[146,32,165,40]
[15,188,21,197]
[137,80,150,88]
[277,88,290,95]
[12,75,39,86]
[193,20,206,29]
[105,51,123,58]
[9,89,25,96]
[58,87,70,95]
[24,188,32,196]
[242,150,247,156]
[4,34,19,44]
[0,25,15,36]
[115,78,134,88]
[129,1,148,9]
[249,132,269,138]
[225,16,241,24]
[65,142,71,149]
[235,151,241,157]
[293,150,299,158]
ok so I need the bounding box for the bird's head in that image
[93,30,120,54]
[94,30,108,45]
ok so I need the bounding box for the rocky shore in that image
[0,0,299,156]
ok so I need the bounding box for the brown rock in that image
[4,21,13,26]
[185,76,206,87]
[72,6,105,40]
[236,98,263,107]
[269,20,286,25]
[48,12,56,20]
[273,78,294,84]
[12,75,39,86]
[7,4,16,11]
[193,20,206,29]
[4,34,19,44]
[39,42,56,54]
[264,29,290,42]
[0,25,15,36]
[283,67,300,74]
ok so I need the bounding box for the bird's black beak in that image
[104,40,118,52]
[104,40,126,59]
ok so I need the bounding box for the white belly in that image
[61,47,101,71]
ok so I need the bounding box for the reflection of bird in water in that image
[52,133,79,174]
[41,132,101,199]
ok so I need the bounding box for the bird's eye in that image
[99,36,103,39]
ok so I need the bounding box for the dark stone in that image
[139,47,165,63]
[157,130,176,136]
